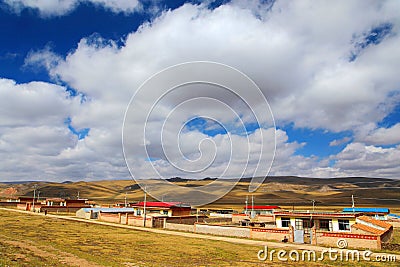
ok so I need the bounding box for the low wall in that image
[315,231,380,250]
[40,206,86,213]
[232,214,249,224]
[251,228,289,241]
[127,215,152,228]
[209,213,232,218]
[195,224,251,238]
[166,215,206,225]
[388,220,400,228]
[0,202,18,207]
[256,215,275,223]
[165,222,195,232]
[17,203,28,210]
[203,217,232,224]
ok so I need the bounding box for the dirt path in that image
[2,207,399,262]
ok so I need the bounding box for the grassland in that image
[0,209,399,267]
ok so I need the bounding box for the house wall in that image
[99,213,121,224]
[315,231,380,250]
[171,208,191,216]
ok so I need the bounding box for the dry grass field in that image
[0,209,399,267]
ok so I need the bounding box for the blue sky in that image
[0,0,400,182]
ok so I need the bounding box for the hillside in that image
[1,176,399,207]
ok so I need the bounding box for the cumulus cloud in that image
[3,0,141,17]
[2,1,400,181]
[355,123,400,146]
[333,143,400,177]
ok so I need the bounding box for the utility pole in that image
[143,187,147,227]
[37,191,40,202]
[32,184,37,212]
[77,191,80,199]
[245,196,248,215]
[124,192,127,207]
[312,200,315,211]
[352,195,355,211]
[251,195,254,219]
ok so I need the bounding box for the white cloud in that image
[329,137,351,147]
[2,1,400,181]
[3,0,141,17]
[333,142,400,177]
[359,123,400,145]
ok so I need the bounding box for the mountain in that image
[1,176,399,207]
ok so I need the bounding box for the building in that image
[274,211,359,233]
[40,198,91,213]
[130,202,191,217]
[233,205,281,225]
[352,216,393,242]
[77,202,197,228]
[274,211,393,249]
[342,207,390,220]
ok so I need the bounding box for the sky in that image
[0,0,400,182]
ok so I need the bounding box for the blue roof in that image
[81,207,135,213]
[342,207,389,213]
[389,214,400,219]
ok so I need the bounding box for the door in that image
[294,229,304,243]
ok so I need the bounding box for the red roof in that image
[244,205,280,210]
[131,202,190,208]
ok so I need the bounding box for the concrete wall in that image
[165,222,195,232]
[166,215,207,225]
[195,224,251,238]
[315,231,380,250]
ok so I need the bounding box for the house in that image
[233,205,281,224]
[342,207,390,220]
[40,198,91,213]
[78,202,198,228]
[130,202,191,217]
[274,211,359,233]
[352,216,393,243]
[274,211,393,249]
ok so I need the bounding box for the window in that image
[318,219,332,231]
[295,218,303,230]
[338,219,350,231]
[281,217,290,227]
[163,210,168,215]
[136,209,141,216]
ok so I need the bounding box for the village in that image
[1,194,399,252]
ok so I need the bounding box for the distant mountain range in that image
[1,176,399,207]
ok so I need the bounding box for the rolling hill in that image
[1,176,399,208]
